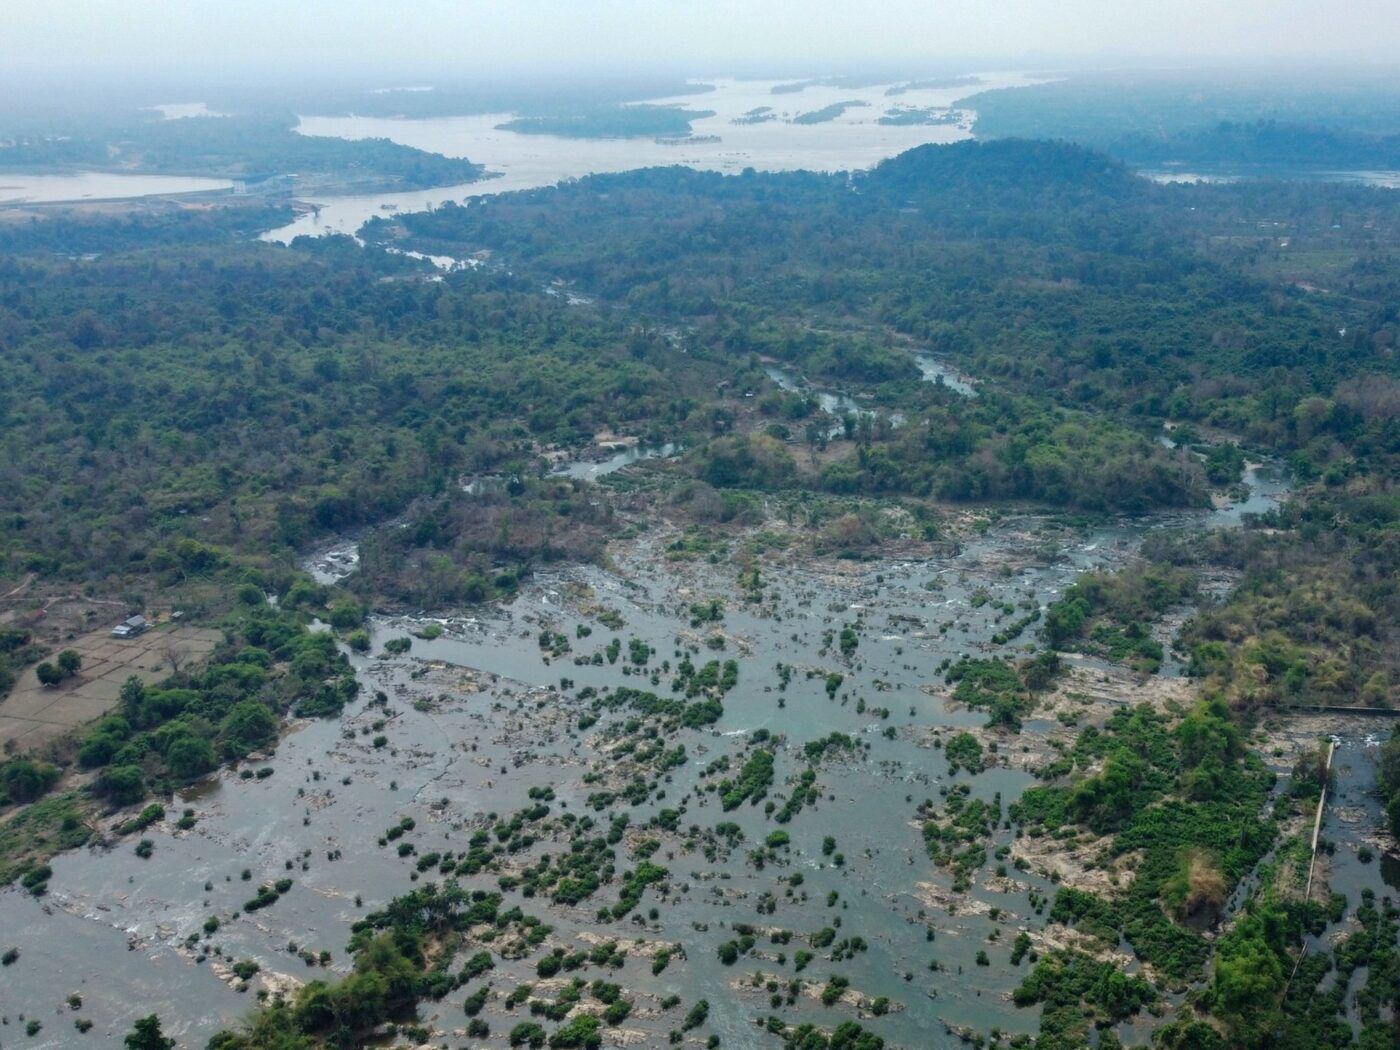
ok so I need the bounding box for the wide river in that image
[0,172,234,206]
[261,73,1046,244]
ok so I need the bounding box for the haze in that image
[5,0,1400,80]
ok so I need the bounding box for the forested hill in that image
[1109,120,1400,171]
[371,138,1395,424]
[862,138,1141,216]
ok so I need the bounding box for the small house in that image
[111,615,149,639]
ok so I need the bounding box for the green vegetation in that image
[0,603,356,887]
[1174,490,1399,711]
[919,784,1000,890]
[123,1014,176,1049]
[1016,700,1275,987]
[1043,564,1195,673]
[791,101,869,125]
[209,882,524,1048]
[877,106,962,127]
[73,607,356,797]
[0,627,46,697]
[947,652,1062,730]
[0,240,717,595]
[943,732,984,775]
[720,748,775,810]
[1013,950,1156,1048]
[0,113,484,190]
[960,69,1400,171]
[35,648,81,686]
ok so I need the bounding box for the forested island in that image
[791,101,870,125]
[0,112,485,193]
[496,105,716,139]
[0,103,1397,1050]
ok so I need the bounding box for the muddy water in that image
[0,172,234,205]
[0,458,1328,1049]
[551,443,682,482]
[910,353,977,398]
[303,538,362,586]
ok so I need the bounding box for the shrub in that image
[94,765,145,806]
[1,757,61,804]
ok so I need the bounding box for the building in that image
[111,615,150,639]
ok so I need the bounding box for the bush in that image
[94,764,145,806]
[1,757,61,804]
[221,700,279,756]
[509,1022,547,1048]
[328,601,365,630]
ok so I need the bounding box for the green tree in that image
[509,1022,547,1048]
[165,734,217,779]
[0,757,60,803]
[221,700,279,756]
[124,1014,176,1050]
[1210,913,1286,1045]
[35,662,62,686]
[119,676,148,720]
[56,649,82,677]
[1378,728,1400,797]
[95,764,146,806]
[328,600,365,631]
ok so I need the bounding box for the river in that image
[1144,169,1400,188]
[0,172,234,205]
[260,73,1047,244]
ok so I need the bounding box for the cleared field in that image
[0,623,222,748]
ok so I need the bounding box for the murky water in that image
[0,452,1334,1048]
[0,172,234,206]
[763,364,869,435]
[147,103,229,120]
[1144,169,1400,188]
[910,353,977,398]
[303,539,362,586]
[261,73,1047,244]
[551,443,682,482]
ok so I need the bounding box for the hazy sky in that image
[5,0,1400,79]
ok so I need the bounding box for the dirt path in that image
[0,573,36,599]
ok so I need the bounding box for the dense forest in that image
[0,233,731,587]
[369,140,1396,478]
[0,138,1392,678]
